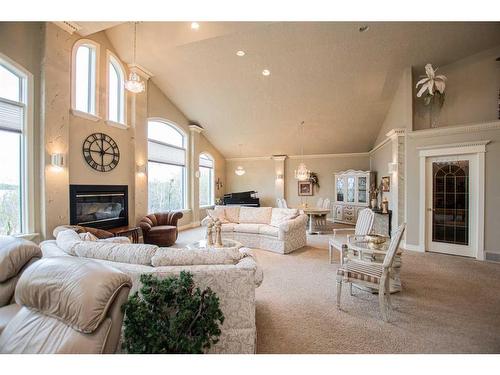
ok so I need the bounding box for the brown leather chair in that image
[53,225,114,239]
[139,211,183,247]
[0,256,131,353]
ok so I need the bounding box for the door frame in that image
[418,141,489,260]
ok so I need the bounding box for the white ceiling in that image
[101,22,500,157]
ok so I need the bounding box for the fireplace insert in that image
[69,185,128,229]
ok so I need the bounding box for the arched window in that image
[0,56,30,235]
[199,153,214,207]
[147,119,187,212]
[107,52,125,125]
[71,40,98,116]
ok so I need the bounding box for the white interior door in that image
[425,155,476,257]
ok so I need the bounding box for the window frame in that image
[106,50,127,128]
[0,52,35,236]
[199,152,215,208]
[147,118,188,211]
[71,39,100,121]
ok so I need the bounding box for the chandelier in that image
[125,22,145,94]
[294,121,310,180]
[235,144,246,176]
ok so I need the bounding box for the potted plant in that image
[121,271,224,354]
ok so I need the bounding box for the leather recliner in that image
[0,256,132,354]
[0,237,42,335]
[139,211,183,247]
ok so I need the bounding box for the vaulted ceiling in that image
[100,22,500,157]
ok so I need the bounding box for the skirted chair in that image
[0,256,132,353]
[336,223,406,321]
[139,211,184,247]
[328,208,375,264]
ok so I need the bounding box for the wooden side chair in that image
[328,208,374,264]
[336,223,406,321]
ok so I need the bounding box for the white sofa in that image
[40,231,263,354]
[201,206,308,254]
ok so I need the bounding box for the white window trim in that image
[147,118,189,211]
[71,39,100,117]
[199,151,215,207]
[106,50,127,128]
[0,52,35,235]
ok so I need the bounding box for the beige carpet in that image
[178,227,500,353]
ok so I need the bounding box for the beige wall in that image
[225,154,370,209]
[369,142,393,208]
[413,44,500,131]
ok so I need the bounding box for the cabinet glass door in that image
[357,176,367,203]
[347,176,355,202]
[336,177,344,201]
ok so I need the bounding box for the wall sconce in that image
[388,162,398,174]
[136,164,147,175]
[50,153,65,169]
[276,173,284,180]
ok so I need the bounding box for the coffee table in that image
[186,239,243,251]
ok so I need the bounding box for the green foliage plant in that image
[122,271,224,354]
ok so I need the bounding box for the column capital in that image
[272,154,287,161]
[127,63,153,80]
[189,124,204,134]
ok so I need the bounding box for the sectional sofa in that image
[39,230,263,354]
[201,206,308,254]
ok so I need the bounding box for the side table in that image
[107,226,141,244]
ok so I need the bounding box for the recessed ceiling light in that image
[262,69,270,76]
[191,22,200,30]
[236,50,246,57]
[359,25,369,32]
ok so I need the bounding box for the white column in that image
[385,128,406,230]
[189,125,204,226]
[272,155,287,203]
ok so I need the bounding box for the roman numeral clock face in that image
[82,133,120,172]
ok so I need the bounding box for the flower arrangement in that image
[309,172,320,189]
[416,63,447,107]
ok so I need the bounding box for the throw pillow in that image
[56,229,82,256]
[239,207,273,224]
[79,232,98,241]
[221,205,240,223]
[206,207,229,223]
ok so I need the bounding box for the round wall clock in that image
[82,133,120,172]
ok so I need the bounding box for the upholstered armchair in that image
[53,225,115,239]
[139,211,184,247]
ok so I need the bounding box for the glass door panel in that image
[347,176,355,202]
[432,161,469,245]
[336,177,344,202]
[357,176,367,203]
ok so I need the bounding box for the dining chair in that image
[328,208,374,264]
[316,197,324,208]
[336,223,406,321]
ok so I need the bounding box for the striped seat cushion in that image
[337,260,384,284]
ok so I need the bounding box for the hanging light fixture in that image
[294,121,310,181]
[235,144,246,176]
[125,22,145,94]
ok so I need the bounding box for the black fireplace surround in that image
[69,185,128,229]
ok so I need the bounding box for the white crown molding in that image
[188,124,204,134]
[288,152,369,160]
[409,120,500,139]
[127,63,153,80]
[226,156,272,162]
[53,21,81,35]
[417,140,491,152]
[369,128,406,155]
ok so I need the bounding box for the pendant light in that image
[235,144,246,176]
[125,22,145,94]
[294,121,310,181]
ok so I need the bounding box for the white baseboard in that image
[178,221,201,231]
[402,241,424,252]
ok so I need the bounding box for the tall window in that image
[72,40,97,115]
[0,59,26,235]
[148,119,187,212]
[108,54,125,124]
[199,153,214,207]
